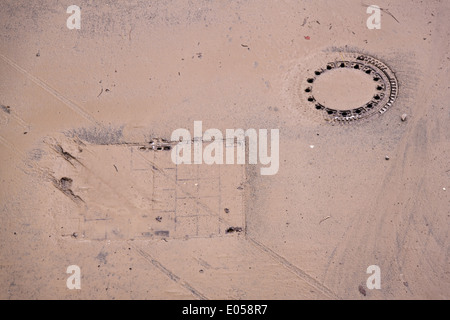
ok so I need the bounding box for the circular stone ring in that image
[303,53,398,122]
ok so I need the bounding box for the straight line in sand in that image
[0,53,100,126]
[248,237,341,299]
[130,242,209,300]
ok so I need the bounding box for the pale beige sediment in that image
[0,0,449,299]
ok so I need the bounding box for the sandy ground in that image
[0,0,449,299]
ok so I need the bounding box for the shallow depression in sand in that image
[312,68,378,111]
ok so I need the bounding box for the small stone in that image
[72,232,78,238]
[385,155,390,160]
[358,285,367,296]
[401,114,407,121]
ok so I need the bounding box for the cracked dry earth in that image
[0,0,449,299]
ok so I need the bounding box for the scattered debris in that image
[401,113,408,121]
[319,215,331,224]
[358,285,367,296]
[139,138,173,151]
[226,227,243,234]
[400,274,408,287]
[1,104,10,114]
[301,17,308,26]
[240,44,250,50]
[97,88,103,97]
[71,232,78,238]
[224,208,230,214]
[155,216,162,222]
[150,138,172,151]
[113,164,118,172]
[304,36,310,40]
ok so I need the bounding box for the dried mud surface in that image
[0,0,449,299]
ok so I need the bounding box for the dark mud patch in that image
[226,227,243,234]
[51,176,84,204]
[1,104,11,114]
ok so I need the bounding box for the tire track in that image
[248,237,340,299]
[0,53,100,126]
[130,242,208,300]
